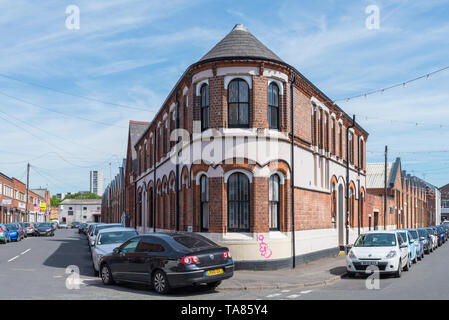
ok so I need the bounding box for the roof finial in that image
[233,24,248,32]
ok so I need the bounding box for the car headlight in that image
[385,250,397,259]
[348,250,357,260]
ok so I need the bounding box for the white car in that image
[91,227,138,276]
[427,228,438,251]
[346,231,410,278]
[59,222,69,229]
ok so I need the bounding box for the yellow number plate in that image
[206,268,224,276]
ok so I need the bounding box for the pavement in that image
[220,255,346,290]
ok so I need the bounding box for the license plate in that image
[205,268,224,276]
[361,261,378,265]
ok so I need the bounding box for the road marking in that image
[281,290,290,293]
[266,293,281,297]
[20,249,31,255]
[300,290,312,294]
[287,294,300,298]
[8,256,19,262]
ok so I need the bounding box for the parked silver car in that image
[88,223,123,247]
[91,227,138,276]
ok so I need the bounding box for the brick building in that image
[440,183,449,222]
[365,157,435,230]
[102,159,126,224]
[0,172,50,223]
[112,24,371,269]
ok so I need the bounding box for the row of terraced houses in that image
[102,24,441,269]
[0,172,51,223]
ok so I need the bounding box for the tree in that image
[63,192,101,200]
[50,195,61,207]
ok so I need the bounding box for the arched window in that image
[359,139,364,170]
[228,79,249,128]
[137,190,142,227]
[200,84,209,131]
[331,182,337,228]
[269,174,280,230]
[200,175,209,231]
[228,172,250,231]
[349,187,355,227]
[268,82,279,130]
[331,118,336,155]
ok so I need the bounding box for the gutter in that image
[290,73,297,268]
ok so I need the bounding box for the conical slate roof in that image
[199,24,284,63]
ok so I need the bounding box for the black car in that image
[79,223,87,234]
[99,232,234,294]
[71,222,81,229]
[36,223,55,237]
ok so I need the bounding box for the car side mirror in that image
[400,243,408,248]
[113,247,120,254]
[420,237,425,241]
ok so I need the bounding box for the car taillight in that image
[223,251,232,259]
[181,256,200,265]
[0,228,3,232]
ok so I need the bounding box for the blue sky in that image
[0,0,448,194]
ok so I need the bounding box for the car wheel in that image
[394,260,402,278]
[153,270,171,294]
[206,281,222,290]
[413,256,417,264]
[100,264,114,285]
[404,257,410,271]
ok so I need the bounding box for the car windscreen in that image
[354,233,397,247]
[97,231,137,245]
[6,224,17,230]
[95,225,122,235]
[38,223,51,228]
[398,232,408,242]
[409,230,418,239]
[172,235,218,250]
[418,229,428,237]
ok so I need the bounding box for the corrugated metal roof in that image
[366,162,394,189]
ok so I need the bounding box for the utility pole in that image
[346,115,355,246]
[384,145,388,230]
[26,163,30,223]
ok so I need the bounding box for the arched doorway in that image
[338,184,344,248]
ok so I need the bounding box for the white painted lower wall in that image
[135,226,394,263]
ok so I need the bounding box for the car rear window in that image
[172,235,217,249]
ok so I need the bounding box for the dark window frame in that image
[227,172,250,232]
[200,175,209,232]
[227,79,249,128]
[200,83,209,131]
[269,174,280,231]
[268,82,280,130]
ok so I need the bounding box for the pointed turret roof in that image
[199,24,284,64]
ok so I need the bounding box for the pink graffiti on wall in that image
[258,235,272,259]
